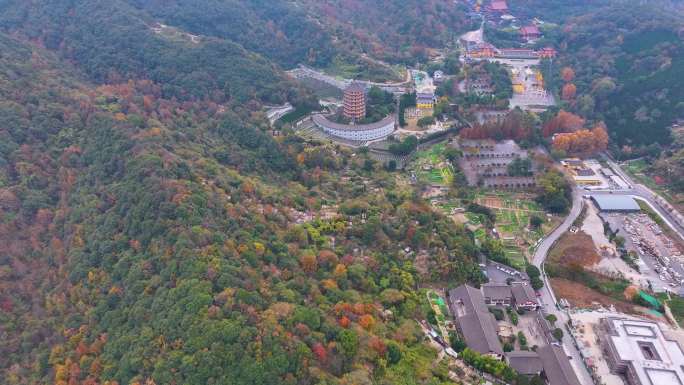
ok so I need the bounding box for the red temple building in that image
[343,82,366,121]
[537,47,557,59]
[520,25,541,41]
[487,0,508,14]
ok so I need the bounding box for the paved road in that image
[531,160,684,385]
[532,188,595,385]
[533,188,583,266]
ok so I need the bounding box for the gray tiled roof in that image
[511,282,536,304]
[483,284,512,300]
[458,312,503,356]
[537,345,581,385]
[506,351,543,375]
[449,285,487,314]
[449,285,503,356]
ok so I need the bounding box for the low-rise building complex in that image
[458,139,537,189]
[312,114,395,142]
[448,285,504,359]
[537,345,583,385]
[599,317,684,385]
[482,282,539,311]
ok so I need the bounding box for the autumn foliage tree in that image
[359,314,376,330]
[561,83,577,100]
[542,110,585,137]
[300,253,317,273]
[561,67,575,83]
[460,110,533,141]
[552,124,609,155]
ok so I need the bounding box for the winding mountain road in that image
[531,160,684,385]
[531,188,594,385]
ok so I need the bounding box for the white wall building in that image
[312,114,395,142]
[599,317,684,385]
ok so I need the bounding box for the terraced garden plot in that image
[414,143,455,186]
[437,201,460,212]
[465,212,485,225]
[426,290,450,341]
[474,194,550,265]
[498,223,519,233]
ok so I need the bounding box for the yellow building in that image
[416,93,435,110]
[513,83,524,94]
[573,175,602,185]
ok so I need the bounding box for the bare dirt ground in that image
[582,206,642,282]
[549,231,601,267]
[480,196,503,208]
[550,278,637,313]
[451,213,468,225]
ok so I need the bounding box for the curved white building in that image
[312,114,395,142]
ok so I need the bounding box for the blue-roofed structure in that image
[590,195,641,212]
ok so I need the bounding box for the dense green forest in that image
[2,1,684,384]
[537,2,684,151]
[0,0,309,104]
[0,2,490,385]
[295,0,478,64]
[123,0,337,69]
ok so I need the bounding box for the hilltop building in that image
[520,25,541,41]
[538,47,557,59]
[599,317,684,385]
[466,42,498,59]
[343,82,366,120]
[487,0,509,14]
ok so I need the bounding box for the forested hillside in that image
[123,0,337,69]
[0,0,308,104]
[539,2,684,151]
[2,1,683,384]
[297,0,477,64]
[0,2,487,385]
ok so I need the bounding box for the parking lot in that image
[486,261,528,283]
[602,212,684,292]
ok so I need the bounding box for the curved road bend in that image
[532,188,595,385]
[531,163,684,385]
